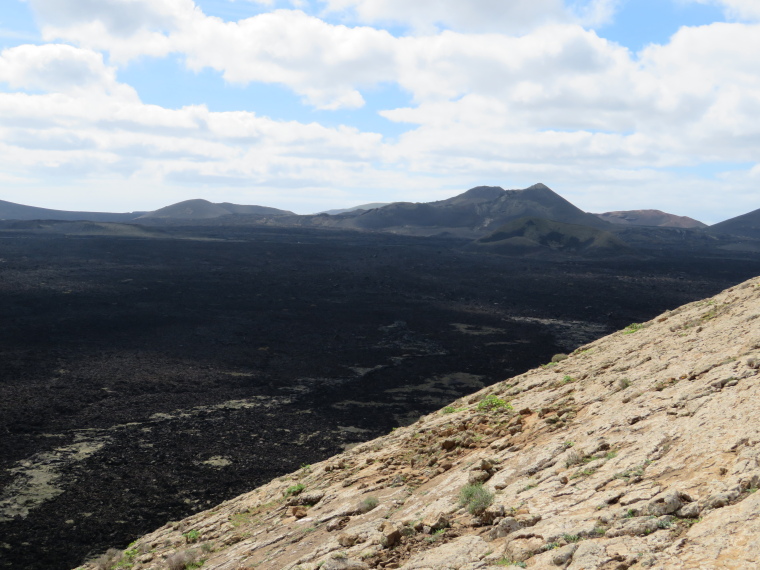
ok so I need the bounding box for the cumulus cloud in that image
[26,0,197,60]
[0,43,138,98]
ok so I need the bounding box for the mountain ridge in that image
[1,187,756,240]
[595,210,707,229]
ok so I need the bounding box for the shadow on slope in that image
[469,217,633,257]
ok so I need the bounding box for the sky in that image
[0,0,758,223]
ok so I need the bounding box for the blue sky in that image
[0,0,758,222]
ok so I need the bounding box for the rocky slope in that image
[76,276,760,570]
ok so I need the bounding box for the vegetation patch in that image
[458,483,494,515]
[477,395,513,412]
[358,496,379,513]
[284,483,305,497]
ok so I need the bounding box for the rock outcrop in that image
[76,277,760,570]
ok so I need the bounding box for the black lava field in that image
[1,226,759,570]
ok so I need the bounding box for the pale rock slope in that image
[77,277,760,570]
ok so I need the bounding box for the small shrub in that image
[442,406,459,414]
[93,549,121,570]
[425,529,446,543]
[358,496,379,513]
[477,395,512,412]
[562,533,581,543]
[623,323,645,334]
[561,375,575,384]
[284,483,305,497]
[551,353,569,363]
[458,483,494,515]
[183,530,200,544]
[166,550,198,570]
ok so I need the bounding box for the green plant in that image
[623,323,645,334]
[562,533,581,543]
[561,375,576,384]
[605,450,618,460]
[358,496,379,513]
[442,406,461,414]
[478,395,512,412]
[563,441,575,449]
[284,483,305,497]
[494,559,527,567]
[458,483,494,515]
[615,462,649,480]
[551,353,569,363]
[625,508,637,518]
[425,528,446,543]
[183,530,200,544]
[542,542,561,551]
[116,548,138,568]
[571,467,597,479]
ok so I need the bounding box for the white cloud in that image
[321,0,568,33]
[0,43,138,99]
[688,0,760,21]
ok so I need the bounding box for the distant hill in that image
[137,199,293,220]
[320,203,391,215]
[318,184,611,238]
[596,209,706,229]
[0,199,143,222]
[708,207,760,239]
[470,217,632,257]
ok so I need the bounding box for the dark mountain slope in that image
[470,216,632,257]
[322,183,611,237]
[596,209,706,229]
[137,199,293,220]
[0,199,142,222]
[708,207,760,239]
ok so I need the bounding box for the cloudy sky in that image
[0,0,758,222]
